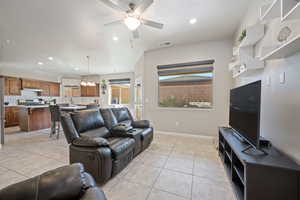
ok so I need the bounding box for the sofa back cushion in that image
[100,108,118,130]
[111,108,132,123]
[71,110,105,133]
[61,113,80,144]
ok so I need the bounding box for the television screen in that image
[229,81,261,148]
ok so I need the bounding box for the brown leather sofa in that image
[0,163,107,200]
[61,107,153,184]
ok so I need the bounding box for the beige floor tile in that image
[146,143,173,155]
[154,169,193,198]
[106,180,151,200]
[193,158,228,183]
[148,189,188,200]
[165,155,194,174]
[101,175,122,193]
[192,176,235,200]
[0,170,28,189]
[141,151,168,168]
[124,163,161,186]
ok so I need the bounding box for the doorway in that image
[134,77,143,120]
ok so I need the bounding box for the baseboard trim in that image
[155,130,215,140]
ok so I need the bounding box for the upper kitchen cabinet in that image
[5,77,21,96]
[81,84,100,97]
[22,79,41,89]
[39,82,60,97]
[49,82,60,96]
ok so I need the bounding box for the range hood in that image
[22,88,43,92]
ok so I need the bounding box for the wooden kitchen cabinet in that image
[81,84,99,97]
[5,106,19,127]
[22,79,40,89]
[49,83,60,96]
[39,82,60,96]
[5,77,21,96]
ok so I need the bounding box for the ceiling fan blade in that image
[141,19,164,29]
[135,0,154,14]
[132,30,139,39]
[104,20,124,27]
[98,0,128,12]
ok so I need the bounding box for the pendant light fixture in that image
[81,56,96,86]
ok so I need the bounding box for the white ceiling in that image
[0,0,250,78]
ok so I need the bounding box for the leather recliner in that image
[61,108,153,184]
[0,163,107,200]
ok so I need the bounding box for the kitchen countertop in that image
[60,105,87,110]
[4,105,18,108]
[17,105,49,109]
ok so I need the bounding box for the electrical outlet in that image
[280,72,285,84]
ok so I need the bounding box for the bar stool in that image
[49,105,61,139]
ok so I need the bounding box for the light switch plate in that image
[280,72,285,84]
[266,76,271,86]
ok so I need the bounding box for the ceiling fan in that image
[99,0,164,39]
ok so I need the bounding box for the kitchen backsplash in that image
[4,95,100,106]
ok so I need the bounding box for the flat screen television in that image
[229,80,261,149]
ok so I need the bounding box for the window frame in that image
[157,60,215,110]
[108,79,131,106]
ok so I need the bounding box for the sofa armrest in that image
[132,120,150,128]
[72,137,109,148]
[110,125,134,138]
[0,163,87,200]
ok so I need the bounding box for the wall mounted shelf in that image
[260,34,300,60]
[260,0,281,21]
[230,24,265,78]
[282,0,300,21]
[239,24,265,47]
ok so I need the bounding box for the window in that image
[109,79,131,105]
[158,60,214,109]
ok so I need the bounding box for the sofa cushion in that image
[71,110,105,133]
[80,127,110,138]
[107,137,135,160]
[100,109,118,130]
[112,108,132,123]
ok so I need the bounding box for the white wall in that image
[234,0,300,162]
[143,40,233,136]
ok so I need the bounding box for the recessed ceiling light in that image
[48,56,54,61]
[74,67,79,71]
[38,62,44,65]
[113,36,119,41]
[189,18,197,24]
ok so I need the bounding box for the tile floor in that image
[0,127,235,200]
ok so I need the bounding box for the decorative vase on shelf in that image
[277,26,292,43]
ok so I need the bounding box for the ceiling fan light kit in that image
[100,0,163,39]
[124,16,141,30]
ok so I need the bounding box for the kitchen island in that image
[17,105,51,132]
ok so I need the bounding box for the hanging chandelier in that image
[81,56,96,86]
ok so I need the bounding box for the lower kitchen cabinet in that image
[5,106,19,127]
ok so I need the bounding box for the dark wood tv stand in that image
[218,127,300,200]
